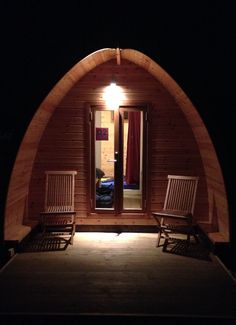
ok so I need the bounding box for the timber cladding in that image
[28,59,208,224]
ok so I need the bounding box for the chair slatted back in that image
[164,175,199,214]
[44,171,77,213]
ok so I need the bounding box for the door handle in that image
[107,152,119,163]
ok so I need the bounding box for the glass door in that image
[91,106,147,213]
[93,109,115,210]
[121,108,143,210]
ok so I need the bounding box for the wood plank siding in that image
[28,59,208,224]
[4,49,229,244]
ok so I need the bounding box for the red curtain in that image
[125,111,140,185]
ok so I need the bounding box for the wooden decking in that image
[0,232,236,324]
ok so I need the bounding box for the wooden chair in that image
[40,171,77,245]
[152,175,199,248]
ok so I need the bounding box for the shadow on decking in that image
[161,237,212,261]
[19,233,70,252]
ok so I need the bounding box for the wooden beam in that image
[116,47,121,65]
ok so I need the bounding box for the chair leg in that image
[69,224,75,245]
[187,233,191,246]
[188,227,199,245]
[192,226,199,243]
[156,228,162,247]
[157,228,161,247]
[194,233,199,243]
[70,235,74,245]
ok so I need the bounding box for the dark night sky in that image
[1,1,236,227]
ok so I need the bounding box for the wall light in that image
[103,82,124,110]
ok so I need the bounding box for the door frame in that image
[87,103,149,217]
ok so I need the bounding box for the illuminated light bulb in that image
[103,82,124,110]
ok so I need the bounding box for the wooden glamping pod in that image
[4,48,229,246]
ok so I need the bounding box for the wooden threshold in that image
[75,216,156,226]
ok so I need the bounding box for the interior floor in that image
[123,190,141,209]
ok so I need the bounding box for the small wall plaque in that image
[96,127,109,140]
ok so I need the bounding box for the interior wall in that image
[4,48,229,244]
[99,111,115,177]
